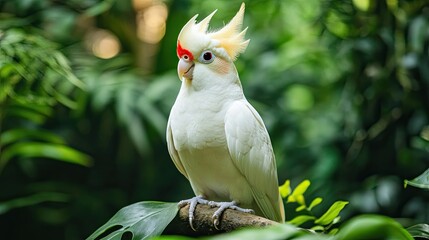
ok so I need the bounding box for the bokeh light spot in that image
[284,84,314,111]
[86,29,121,59]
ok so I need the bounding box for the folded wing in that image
[224,100,285,222]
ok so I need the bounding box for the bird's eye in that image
[203,52,212,61]
[198,51,215,64]
[183,55,189,61]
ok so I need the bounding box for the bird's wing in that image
[225,100,284,222]
[166,118,188,179]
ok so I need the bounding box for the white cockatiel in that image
[167,3,285,228]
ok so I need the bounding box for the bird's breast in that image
[168,93,254,207]
[170,93,229,151]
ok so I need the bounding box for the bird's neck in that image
[180,73,244,102]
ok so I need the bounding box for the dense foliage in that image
[0,0,428,239]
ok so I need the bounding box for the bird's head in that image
[176,3,249,87]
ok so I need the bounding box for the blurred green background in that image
[0,0,428,239]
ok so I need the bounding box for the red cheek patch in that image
[177,41,194,61]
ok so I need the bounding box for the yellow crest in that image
[177,3,249,61]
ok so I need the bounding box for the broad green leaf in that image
[314,201,348,225]
[152,236,195,240]
[279,179,291,198]
[87,201,179,240]
[154,224,328,240]
[205,223,315,240]
[0,192,69,215]
[288,215,316,226]
[0,142,92,172]
[336,215,413,240]
[404,168,429,189]
[406,224,429,239]
[308,197,323,211]
[290,234,330,240]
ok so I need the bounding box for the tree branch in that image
[165,204,278,236]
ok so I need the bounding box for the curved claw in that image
[213,217,220,230]
[189,215,196,231]
[210,200,254,230]
[178,195,209,231]
[179,198,254,231]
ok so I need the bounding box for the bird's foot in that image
[178,195,210,231]
[208,200,254,230]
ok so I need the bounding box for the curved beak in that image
[178,58,194,81]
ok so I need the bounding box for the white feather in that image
[224,100,284,222]
[167,69,284,221]
[168,3,284,222]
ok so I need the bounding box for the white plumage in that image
[167,3,284,225]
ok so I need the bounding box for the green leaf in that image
[126,111,150,157]
[91,79,114,111]
[288,215,316,226]
[0,128,65,146]
[154,224,328,240]
[296,205,307,212]
[310,225,325,232]
[287,180,310,205]
[293,180,311,195]
[137,94,167,137]
[331,216,341,225]
[84,0,115,17]
[406,224,429,239]
[0,28,82,110]
[314,201,348,225]
[0,142,92,172]
[152,236,195,240]
[328,228,339,235]
[204,223,316,240]
[308,197,323,211]
[0,192,69,215]
[279,179,291,198]
[336,215,414,240]
[404,168,429,189]
[116,83,135,125]
[5,104,52,124]
[86,201,179,240]
[352,0,372,11]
